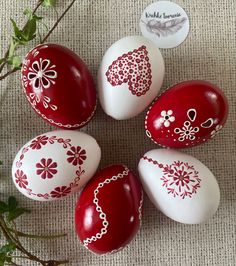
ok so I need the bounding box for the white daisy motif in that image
[28,58,57,92]
[210,125,223,138]
[174,121,199,141]
[160,110,175,127]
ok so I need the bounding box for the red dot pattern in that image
[105,46,152,97]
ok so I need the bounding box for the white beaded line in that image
[83,167,130,248]
[138,190,144,226]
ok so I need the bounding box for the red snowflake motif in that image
[30,135,48,150]
[106,45,152,97]
[67,146,86,166]
[15,170,28,189]
[36,158,57,179]
[50,186,71,198]
[161,161,201,199]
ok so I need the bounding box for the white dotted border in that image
[83,166,130,248]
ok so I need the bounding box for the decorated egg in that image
[21,44,97,129]
[75,164,143,254]
[145,80,228,148]
[98,36,165,120]
[138,149,220,224]
[12,130,101,201]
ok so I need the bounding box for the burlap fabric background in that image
[0,0,235,265]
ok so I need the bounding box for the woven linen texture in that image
[0,0,235,265]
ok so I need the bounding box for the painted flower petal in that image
[32,61,40,72]
[41,76,50,89]
[169,116,175,122]
[28,72,37,80]
[164,120,170,127]
[41,59,50,71]
[161,110,166,117]
[167,110,173,115]
[44,70,57,79]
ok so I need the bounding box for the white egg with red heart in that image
[98,35,165,120]
[12,130,101,201]
[138,149,220,224]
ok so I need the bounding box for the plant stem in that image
[0,0,77,81]
[0,0,43,73]
[8,228,67,239]
[41,0,77,43]
[0,67,18,81]
[0,214,68,266]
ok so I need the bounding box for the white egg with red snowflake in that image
[138,149,220,224]
[12,130,101,201]
[98,36,165,120]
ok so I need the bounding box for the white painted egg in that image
[12,130,101,201]
[138,149,220,224]
[98,36,165,120]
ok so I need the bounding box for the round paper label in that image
[139,1,190,49]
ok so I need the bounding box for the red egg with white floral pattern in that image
[75,165,143,255]
[21,44,97,129]
[145,80,228,148]
[12,130,101,201]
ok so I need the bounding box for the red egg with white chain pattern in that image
[75,164,143,255]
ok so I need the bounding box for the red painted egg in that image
[21,44,97,129]
[145,80,228,148]
[75,164,143,255]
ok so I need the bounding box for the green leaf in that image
[10,18,22,39]
[0,242,16,254]
[0,161,3,165]
[0,59,5,65]
[22,18,37,42]
[8,56,22,69]
[0,242,15,265]
[10,19,27,45]
[8,197,17,211]
[0,201,8,214]
[8,207,30,222]
[23,8,32,18]
[43,0,57,7]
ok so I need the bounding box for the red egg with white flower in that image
[145,80,228,148]
[12,130,101,201]
[21,44,97,129]
[75,164,143,254]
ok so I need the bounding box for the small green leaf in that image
[0,59,5,65]
[22,18,37,42]
[0,161,3,165]
[10,18,22,39]
[0,201,8,213]
[33,14,43,21]
[8,197,18,211]
[23,8,33,18]
[0,242,16,254]
[8,56,22,69]
[10,19,27,45]
[43,0,57,8]
[8,207,30,221]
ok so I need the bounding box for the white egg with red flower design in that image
[12,130,101,201]
[138,149,220,224]
[98,36,165,120]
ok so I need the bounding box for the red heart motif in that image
[105,46,152,97]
